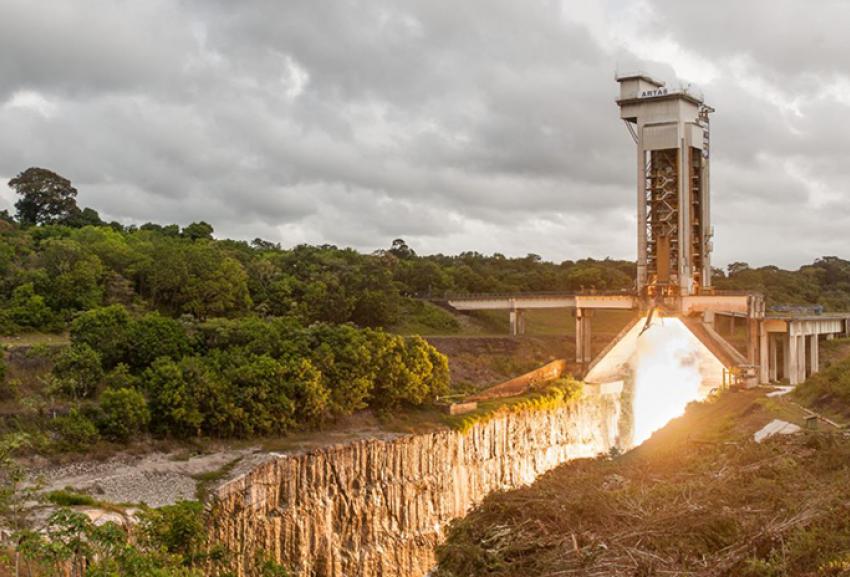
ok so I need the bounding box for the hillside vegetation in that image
[435,390,850,577]
[794,338,850,420]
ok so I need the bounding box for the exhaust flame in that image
[584,313,725,447]
[631,316,704,445]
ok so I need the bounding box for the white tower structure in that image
[616,74,714,298]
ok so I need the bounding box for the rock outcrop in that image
[209,392,622,577]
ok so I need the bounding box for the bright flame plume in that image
[584,313,724,447]
[631,316,705,445]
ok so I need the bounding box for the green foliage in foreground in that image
[446,377,583,433]
[0,431,292,576]
[16,504,210,577]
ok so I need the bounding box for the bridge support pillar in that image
[785,335,797,385]
[797,335,807,384]
[574,308,592,365]
[768,334,778,382]
[509,309,525,336]
[759,321,769,384]
[809,334,819,376]
[747,317,759,368]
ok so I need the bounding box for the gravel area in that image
[30,447,259,508]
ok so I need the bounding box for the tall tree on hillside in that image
[181,221,214,241]
[8,167,79,226]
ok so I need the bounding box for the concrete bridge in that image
[446,292,850,386]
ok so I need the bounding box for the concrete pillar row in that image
[786,334,797,386]
[582,312,592,364]
[509,310,526,336]
[768,334,778,382]
[809,334,819,376]
[575,308,584,364]
[574,308,593,365]
[759,320,769,385]
[746,317,759,368]
[796,333,807,385]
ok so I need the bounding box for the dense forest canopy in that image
[0,168,642,334]
[1,168,849,336]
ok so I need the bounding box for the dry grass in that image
[436,390,850,577]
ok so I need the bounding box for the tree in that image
[144,358,201,437]
[307,324,375,415]
[50,409,99,451]
[370,334,449,410]
[17,505,214,576]
[126,313,191,371]
[69,305,131,368]
[137,501,207,568]
[97,387,150,442]
[63,206,104,228]
[9,167,79,226]
[0,432,34,571]
[251,238,280,251]
[219,353,297,436]
[389,238,415,259]
[182,252,252,319]
[37,239,105,312]
[181,221,214,241]
[144,357,229,438]
[52,344,104,400]
[282,358,329,425]
[4,283,55,331]
[727,262,751,277]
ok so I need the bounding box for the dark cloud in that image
[0,0,847,267]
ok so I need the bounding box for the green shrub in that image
[52,343,103,399]
[97,387,150,442]
[284,358,329,426]
[794,356,850,417]
[0,378,19,401]
[138,500,206,566]
[5,283,56,331]
[449,377,583,433]
[51,409,99,452]
[307,323,374,415]
[0,344,6,387]
[126,313,191,371]
[144,357,204,438]
[69,304,131,368]
[45,489,97,507]
[103,362,138,389]
[214,352,300,436]
[258,556,292,577]
[370,333,450,410]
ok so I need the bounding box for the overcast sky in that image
[1,0,848,269]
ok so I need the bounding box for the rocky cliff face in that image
[209,393,622,577]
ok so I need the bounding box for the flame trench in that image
[585,315,725,447]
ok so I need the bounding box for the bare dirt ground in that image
[30,447,258,508]
[26,411,403,509]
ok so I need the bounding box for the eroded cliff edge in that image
[209,391,623,577]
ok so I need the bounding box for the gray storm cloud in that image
[1,0,849,267]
